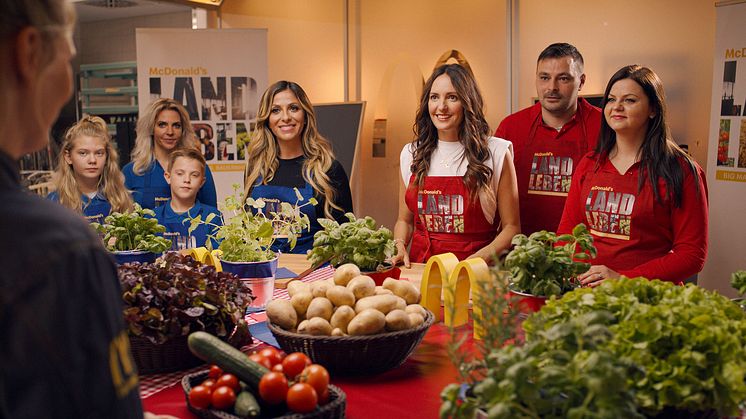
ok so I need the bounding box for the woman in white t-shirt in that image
[391,64,520,267]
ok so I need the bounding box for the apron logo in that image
[528,153,573,196]
[584,188,635,240]
[417,193,465,233]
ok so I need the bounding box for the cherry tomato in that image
[188,385,212,409]
[318,387,330,405]
[208,364,223,379]
[300,364,329,397]
[258,347,284,368]
[258,371,288,405]
[286,383,318,413]
[211,386,236,410]
[216,373,240,392]
[272,363,284,373]
[248,353,272,370]
[201,378,217,393]
[282,352,311,378]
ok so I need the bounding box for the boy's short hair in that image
[167,147,207,173]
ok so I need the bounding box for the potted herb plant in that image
[307,213,398,284]
[503,223,596,311]
[120,251,254,373]
[91,203,172,264]
[189,184,314,310]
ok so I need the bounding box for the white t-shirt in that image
[399,137,513,224]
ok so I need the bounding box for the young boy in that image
[155,148,222,250]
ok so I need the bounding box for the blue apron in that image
[47,191,112,224]
[250,180,318,254]
[153,200,222,251]
[124,160,218,210]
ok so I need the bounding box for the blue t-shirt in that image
[123,160,217,210]
[153,200,222,250]
[47,191,112,224]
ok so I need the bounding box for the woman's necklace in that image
[439,147,464,168]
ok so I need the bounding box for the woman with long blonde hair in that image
[391,64,520,267]
[123,97,217,209]
[48,115,133,223]
[244,81,353,254]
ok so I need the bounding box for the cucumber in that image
[188,331,269,389]
[234,391,261,418]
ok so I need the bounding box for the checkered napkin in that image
[139,265,336,399]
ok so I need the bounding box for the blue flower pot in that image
[112,250,157,265]
[221,256,279,312]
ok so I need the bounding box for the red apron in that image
[517,111,590,234]
[405,174,496,263]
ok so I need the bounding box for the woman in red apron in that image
[558,65,708,285]
[391,64,520,267]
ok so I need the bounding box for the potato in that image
[405,303,427,318]
[347,275,376,300]
[311,280,334,298]
[326,285,356,307]
[306,297,333,321]
[354,294,406,314]
[296,319,310,334]
[374,286,394,296]
[290,291,313,318]
[306,317,333,336]
[347,309,386,336]
[287,280,311,297]
[385,309,412,331]
[331,327,346,336]
[333,263,361,286]
[408,313,425,328]
[382,278,421,305]
[266,299,297,330]
[330,305,356,333]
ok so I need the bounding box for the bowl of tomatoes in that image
[183,348,346,419]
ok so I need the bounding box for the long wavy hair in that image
[243,81,342,218]
[410,64,493,201]
[131,98,197,174]
[52,115,133,214]
[596,65,700,207]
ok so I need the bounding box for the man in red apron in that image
[496,43,601,236]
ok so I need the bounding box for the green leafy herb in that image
[189,184,314,262]
[307,213,395,271]
[91,203,171,253]
[505,223,596,297]
[730,270,746,295]
[119,252,254,345]
[524,278,746,416]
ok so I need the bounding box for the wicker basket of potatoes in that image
[266,263,434,375]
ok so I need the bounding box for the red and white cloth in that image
[139,265,336,398]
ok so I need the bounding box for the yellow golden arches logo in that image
[109,331,139,399]
[433,50,474,75]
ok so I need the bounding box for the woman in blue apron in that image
[244,81,353,254]
[123,98,217,210]
[48,116,133,224]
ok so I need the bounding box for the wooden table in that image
[276,253,426,289]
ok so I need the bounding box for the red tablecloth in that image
[142,321,471,418]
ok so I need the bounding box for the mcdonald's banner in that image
[136,28,268,203]
[702,1,746,294]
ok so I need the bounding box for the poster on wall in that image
[702,1,746,294]
[136,28,268,203]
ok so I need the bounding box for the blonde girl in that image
[48,115,133,223]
